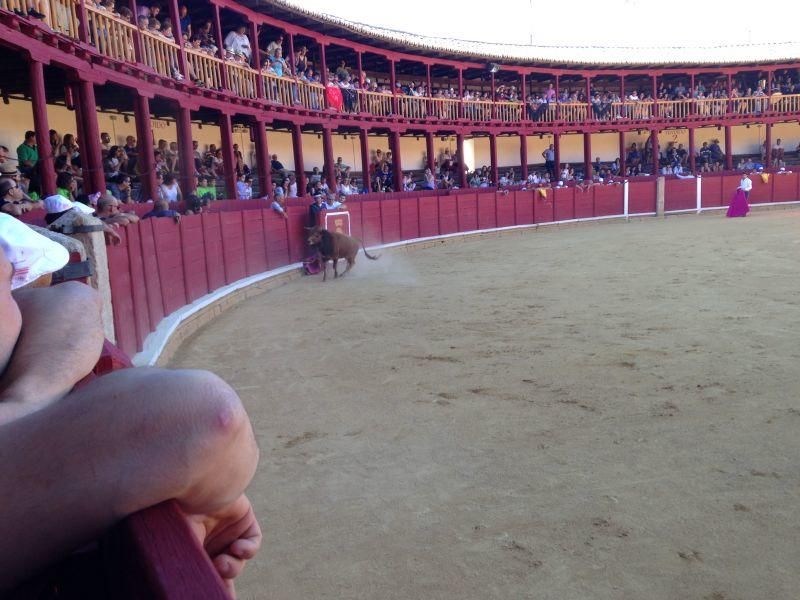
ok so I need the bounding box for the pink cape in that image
[726,188,749,218]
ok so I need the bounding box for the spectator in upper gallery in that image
[270,194,288,219]
[178,4,190,36]
[402,173,416,192]
[224,24,252,63]
[197,176,216,202]
[55,171,78,202]
[266,34,283,59]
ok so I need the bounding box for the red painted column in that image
[490,72,496,120]
[651,74,657,112]
[689,73,695,115]
[219,112,237,199]
[456,133,467,188]
[77,0,89,44]
[765,123,772,167]
[28,60,56,196]
[389,60,398,115]
[688,127,696,173]
[127,0,145,64]
[426,63,432,117]
[724,124,733,170]
[134,92,157,201]
[253,119,272,198]
[167,0,189,78]
[458,68,464,119]
[555,74,560,120]
[76,78,105,194]
[650,129,659,175]
[519,134,528,180]
[357,51,363,85]
[554,133,561,178]
[359,128,370,191]
[726,72,733,114]
[319,42,328,85]
[489,133,498,185]
[322,126,336,189]
[212,4,229,90]
[176,105,195,193]
[390,130,403,191]
[583,132,592,179]
[619,130,626,176]
[425,132,435,174]
[71,83,89,171]
[250,21,264,98]
[521,72,528,121]
[288,33,296,75]
[291,123,306,195]
[586,76,592,120]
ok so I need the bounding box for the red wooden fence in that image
[100,175,796,357]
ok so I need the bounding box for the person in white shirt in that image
[287,173,298,198]
[235,174,252,200]
[738,173,753,199]
[224,25,251,62]
[321,192,343,211]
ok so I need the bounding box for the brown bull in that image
[306,226,380,281]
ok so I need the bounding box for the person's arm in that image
[0,283,104,419]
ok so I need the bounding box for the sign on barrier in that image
[324,211,351,236]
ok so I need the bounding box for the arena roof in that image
[254,0,800,69]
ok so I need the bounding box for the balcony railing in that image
[48,0,79,38]
[360,90,393,117]
[140,30,180,78]
[429,97,459,120]
[226,61,258,99]
[186,48,223,90]
[5,3,800,129]
[87,6,136,63]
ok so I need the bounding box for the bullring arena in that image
[171,209,800,600]
[4,0,800,596]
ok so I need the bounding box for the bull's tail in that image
[360,240,380,261]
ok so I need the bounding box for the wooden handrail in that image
[185,48,223,90]
[86,6,137,63]
[225,60,259,99]
[140,29,181,78]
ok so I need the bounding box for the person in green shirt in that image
[55,172,77,201]
[16,131,38,176]
[197,176,217,202]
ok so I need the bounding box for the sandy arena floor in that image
[170,209,800,600]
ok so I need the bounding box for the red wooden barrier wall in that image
[628,180,657,214]
[664,178,696,212]
[104,177,797,356]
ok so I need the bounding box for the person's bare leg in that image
[0,367,260,594]
[0,281,104,423]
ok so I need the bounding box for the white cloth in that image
[224,31,251,59]
[739,176,752,192]
[43,194,94,215]
[0,213,69,289]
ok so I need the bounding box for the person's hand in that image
[103,225,122,245]
[185,495,262,597]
